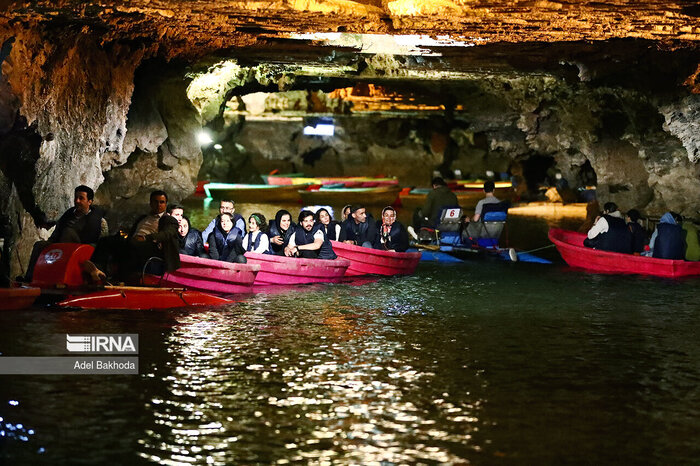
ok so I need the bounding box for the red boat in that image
[244,252,350,285]
[31,243,95,290]
[58,286,232,310]
[147,255,260,294]
[0,286,41,310]
[549,228,700,278]
[32,243,233,309]
[330,241,421,276]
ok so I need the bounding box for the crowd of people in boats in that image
[16,185,414,285]
[581,201,700,261]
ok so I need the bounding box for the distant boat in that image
[266,174,399,187]
[549,228,700,278]
[299,185,401,206]
[203,183,307,202]
[330,241,421,276]
[399,185,514,210]
[0,286,41,310]
[244,252,350,285]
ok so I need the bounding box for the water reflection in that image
[139,286,485,464]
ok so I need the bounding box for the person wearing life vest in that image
[374,206,409,252]
[242,213,270,254]
[583,201,632,254]
[208,212,246,263]
[285,210,337,260]
[178,215,206,257]
[316,208,342,241]
[625,209,648,255]
[268,209,295,255]
[201,199,246,245]
[648,212,685,260]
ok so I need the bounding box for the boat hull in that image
[330,241,421,276]
[549,228,700,278]
[299,186,401,206]
[244,252,350,285]
[58,287,232,310]
[203,183,304,202]
[153,255,259,294]
[0,286,41,310]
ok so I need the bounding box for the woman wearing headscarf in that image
[208,212,247,263]
[178,215,206,257]
[243,213,270,254]
[268,209,296,255]
[648,212,685,260]
[315,208,342,241]
[374,206,409,252]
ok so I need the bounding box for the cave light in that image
[303,124,335,136]
[197,130,214,145]
[213,144,223,150]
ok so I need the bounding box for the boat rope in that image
[519,244,556,254]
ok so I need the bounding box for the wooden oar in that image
[413,243,441,252]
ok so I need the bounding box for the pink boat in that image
[244,252,350,285]
[330,241,421,276]
[152,255,260,293]
[549,228,700,278]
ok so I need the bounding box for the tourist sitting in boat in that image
[208,212,247,263]
[316,208,342,241]
[341,205,352,222]
[87,190,180,282]
[682,218,700,261]
[411,176,458,231]
[647,212,685,260]
[201,199,246,245]
[178,215,206,257]
[285,210,337,260]
[626,209,648,255]
[462,180,504,239]
[374,206,409,252]
[243,213,270,254]
[583,202,633,254]
[339,205,376,248]
[268,209,295,255]
[22,185,107,282]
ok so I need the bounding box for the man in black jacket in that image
[23,185,106,281]
[87,190,180,282]
[339,205,376,248]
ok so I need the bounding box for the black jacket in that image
[50,206,105,244]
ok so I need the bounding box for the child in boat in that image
[243,213,270,254]
[208,213,247,263]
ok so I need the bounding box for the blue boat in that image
[409,205,551,264]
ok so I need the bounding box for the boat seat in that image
[463,202,510,246]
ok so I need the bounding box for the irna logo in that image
[66,334,138,353]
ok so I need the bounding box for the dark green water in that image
[1,202,699,464]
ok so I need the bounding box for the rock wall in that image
[0,25,202,277]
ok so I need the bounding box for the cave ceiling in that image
[1,1,699,71]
